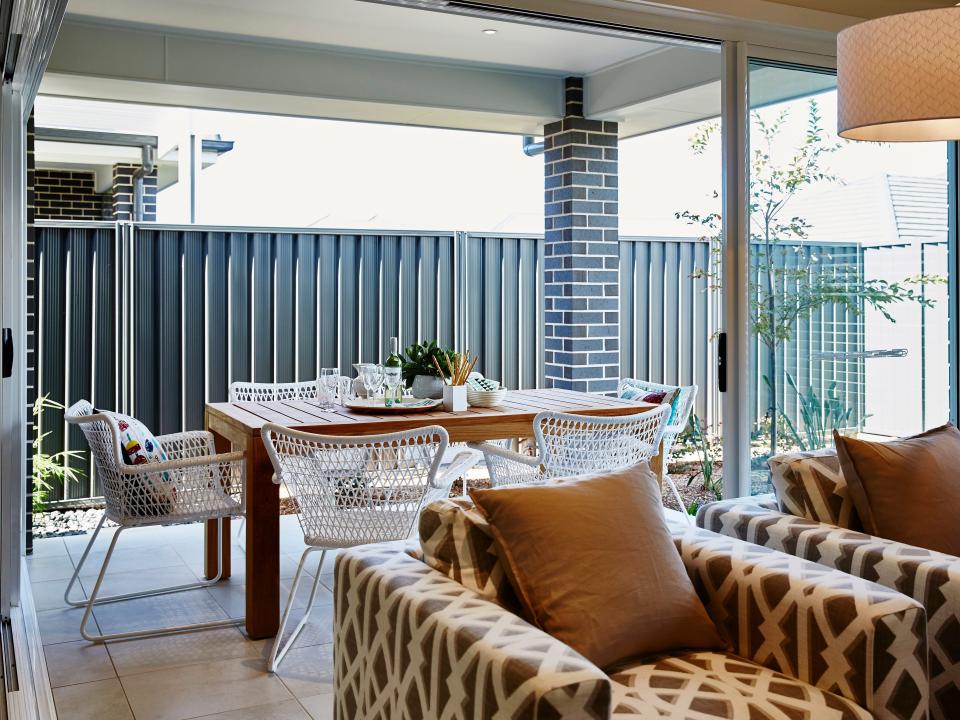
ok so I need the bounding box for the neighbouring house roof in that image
[789,174,947,248]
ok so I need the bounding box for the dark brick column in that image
[543,77,619,392]
[112,163,157,221]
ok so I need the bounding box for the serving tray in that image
[344,398,442,414]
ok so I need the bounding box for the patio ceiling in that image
[40,0,835,138]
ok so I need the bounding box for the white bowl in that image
[466,387,507,408]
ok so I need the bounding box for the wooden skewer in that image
[431,354,447,382]
[444,353,456,383]
[463,355,478,383]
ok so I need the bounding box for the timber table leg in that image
[204,430,233,581]
[244,438,280,639]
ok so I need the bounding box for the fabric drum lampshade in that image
[837,7,960,142]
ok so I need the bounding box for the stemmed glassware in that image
[360,364,384,402]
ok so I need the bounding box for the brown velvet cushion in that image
[469,464,725,670]
[834,424,960,555]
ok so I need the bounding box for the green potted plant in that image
[402,340,455,399]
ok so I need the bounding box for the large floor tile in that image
[274,644,333,700]
[108,627,265,677]
[207,575,331,621]
[120,656,292,720]
[80,565,203,600]
[45,640,116,687]
[77,544,189,578]
[284,605,333,650]
[53,677,134,720]
[298,694,333,720]
[37,607,102,645]
[26,553,76,583]
[193,699,310,720]
[31,577,74,612]
[30,536,70,557]
[92,588,229,637]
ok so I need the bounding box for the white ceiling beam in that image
[43,20,564,134]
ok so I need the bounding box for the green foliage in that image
[679,100,942,454]
[401,340,457,388]
[771,372,855,452]
[688,414,722,503]
[32,394,85,513]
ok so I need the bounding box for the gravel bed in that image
[33,508,111,538]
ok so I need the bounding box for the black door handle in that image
[2,328,12,379]
[717,332,727,393]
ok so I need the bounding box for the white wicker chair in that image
[469,405,670,488]
[260,422,477,672]
[618,379,699,522]
[63,400,245,642]
[229,379,321,402]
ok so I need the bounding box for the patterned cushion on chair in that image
[419,498,520,611]
[95,409,174,517]
[618,380,681,423]
[609,651,871,719]
[768,448,862,530]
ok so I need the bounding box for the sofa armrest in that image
[677,526,928,720]
[334,544,610,720]
[699,499,960,719]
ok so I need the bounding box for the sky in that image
[34,87,946,238]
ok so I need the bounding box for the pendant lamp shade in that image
[837,7,960,142]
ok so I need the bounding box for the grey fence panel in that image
[35,222,868,503]
[619,236,717,428]
[318,235,339,372]
[274,234,296,383]
[295,234,318,381]
[207,233,229,403]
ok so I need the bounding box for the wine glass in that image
[361,364,384,402]
[319,368,338,410]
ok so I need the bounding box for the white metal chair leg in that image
[63,512,108,609]
[664,473,693,525]
[268,547,326,673]
[69,516,244,643]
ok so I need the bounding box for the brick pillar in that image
[543,77,619,392]
[111,163,157,221]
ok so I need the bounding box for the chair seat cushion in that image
[609,651,872,719]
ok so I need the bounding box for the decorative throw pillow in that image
[768,448,862,530]
[419,498,520,611]
[96,410,173,517]
[469,464,725,670]
[618,380,682,424]
[834,425,960,555]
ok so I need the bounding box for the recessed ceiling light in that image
[482,28,497,35]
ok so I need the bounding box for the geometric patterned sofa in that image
[699,496,956,720]
[334,520,929,719]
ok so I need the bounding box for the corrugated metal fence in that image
[33,220,860,502]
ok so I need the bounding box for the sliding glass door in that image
[745,60,950,492]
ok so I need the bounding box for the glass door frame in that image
[721,44,960,497]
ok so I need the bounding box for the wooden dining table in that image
[203,388,658,639]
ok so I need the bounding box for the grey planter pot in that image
[411,374,444,399]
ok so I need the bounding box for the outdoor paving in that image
[29,515,334,720]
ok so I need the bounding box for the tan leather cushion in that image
[834,424,960,555]
[469,464,725,670]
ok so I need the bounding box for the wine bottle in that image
[384,337,403,407]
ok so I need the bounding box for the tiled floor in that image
[29,515,335,720]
